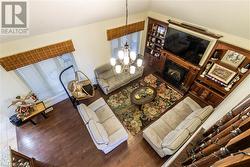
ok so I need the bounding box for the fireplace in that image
[158,50,201,93]
[163,60,188,89]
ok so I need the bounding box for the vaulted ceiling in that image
[0,0,249,43]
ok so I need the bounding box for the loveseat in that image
[77,98,128,154]
[143,97,213,157]
[95,63,143,94]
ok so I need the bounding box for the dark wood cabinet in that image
[191,41,250,107]
[190,81,224,106]
[144,17,250,107]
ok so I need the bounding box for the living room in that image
[0,0,250,167]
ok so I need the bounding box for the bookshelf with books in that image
[144,17,168,71]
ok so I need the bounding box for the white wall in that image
[0,12,147,103]
[150,0,250,40]
[0,64,18,165]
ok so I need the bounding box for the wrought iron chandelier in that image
[110,0,143,74]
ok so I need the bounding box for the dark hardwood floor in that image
[16,87,169,167]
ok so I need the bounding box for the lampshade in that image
[130,51,137,61]
[130,65,136,74]
[110,58,116,66]
[118,50,124,60]
[115,65,122,73]
[137,58,143,67]
[124,56,129,65]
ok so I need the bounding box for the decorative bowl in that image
[135,94,141,100]
[146,88,154,95]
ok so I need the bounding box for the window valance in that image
[107,21,145,41]
[0,40,75,71]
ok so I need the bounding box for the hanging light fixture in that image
[110,0,143,74]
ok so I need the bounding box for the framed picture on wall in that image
[221,50,245,68]
[207,63,236,84]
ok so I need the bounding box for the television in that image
[164,25,216,66]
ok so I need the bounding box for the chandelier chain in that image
[109,0,143,74]
[126,0,128,26]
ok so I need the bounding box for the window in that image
[16,53,77,104]
[111,31,141,58]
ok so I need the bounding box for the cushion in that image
[193,105,213,121]
[161,108,185,129]
[107,76,125,87]
[88,120,109,145]
[176,117,201,134]
[161,129,190,150]
[77,104,90,124]
[183,97,202,111]
[98,78,109,88]
[95,105,114,123]
[148,118,173,140]
[98,70,114,80]
[108,128,128,146]
[78,104,99,124]
[102,116,122,136]
[88,108,99,122]
[175,102,194,118]
[88,97,106,111]
[143,128,163,149]
[162,147,176,155]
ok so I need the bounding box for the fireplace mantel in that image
[156,50,201,93]
[161,50,200,71]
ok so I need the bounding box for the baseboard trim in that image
[44,92,68,107]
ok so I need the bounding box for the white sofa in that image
[77,98,128,154]
[143,97,213,157]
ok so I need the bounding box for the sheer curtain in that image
[16,53,77,105]
[111,31,141,58]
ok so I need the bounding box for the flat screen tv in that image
[164,25,216,66]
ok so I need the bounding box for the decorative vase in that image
[225,75,240,91]
[200,63,212,77]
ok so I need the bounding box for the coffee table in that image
[130,86,157,109]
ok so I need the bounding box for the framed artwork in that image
[221,50,245,68]
[207,63,236,84]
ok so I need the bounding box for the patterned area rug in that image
[107,74,183,135]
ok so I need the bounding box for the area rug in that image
[107,74,183,135]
